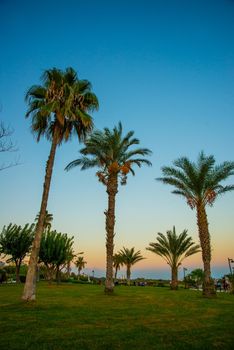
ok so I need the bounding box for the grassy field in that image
[0,283,233,350]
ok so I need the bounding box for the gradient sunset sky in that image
[0,0,234,279]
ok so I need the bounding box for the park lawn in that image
[0,283,233,350]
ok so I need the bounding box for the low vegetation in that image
[0,283,233,350]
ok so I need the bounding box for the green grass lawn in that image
[0,283,233,350]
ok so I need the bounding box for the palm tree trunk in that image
[56,267,61,284]
[66,261,71,278]
[196,203,216,297]
[104,174,118,294]
[47,266,54,284]
[126,265,131,286]
[22,134,58,301]
[15,261,21,284]
[114,267,118,280]
[230,278,234,294]
[171,265,178,290]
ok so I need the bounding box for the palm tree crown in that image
[26,67,99,144]
[157,151,234,209]
[119,247,145,266]
[75,256,87,273]
[35,210,53,231]
[65,122,152,184]
[113,253,124,279]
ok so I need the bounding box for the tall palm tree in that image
[22,67,98,301]
[146,226,200,290]
[35,210,53,231]
[65,122,151,293]
[113,253,123,280]
[118,247,145,285]
[75,256,87,279]
[157,152,234,297]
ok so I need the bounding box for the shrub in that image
[0,269,7,283]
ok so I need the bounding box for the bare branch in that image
[0,158,20,171]
[0,122,18,152]
[0,121,19,171]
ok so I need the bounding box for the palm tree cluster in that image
[14,66,233,301]
[113,247,145,285]
[157,152,234,297]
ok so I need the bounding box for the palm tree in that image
[65,122,151,293]
[113,253,123,280]
[75,256,87,279]
[65,246,76,278]
[146,226,200,290]
[157,152,234,297]
[35,210,53,231]
[22,67,98,301]
[118,247,145,285]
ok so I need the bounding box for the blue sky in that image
[0,0,234,278]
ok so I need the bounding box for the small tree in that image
[39,230,74,283]
[118,247,145,285]
[146,227,200,290]
[65,249,76,278]
[0,224,35,282]
[186,268,205,289]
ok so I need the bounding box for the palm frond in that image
[118,247,145,266]
[216,185,234,195]
[65,157,98,171]
[65,123,151,185]
[158,152,234,208]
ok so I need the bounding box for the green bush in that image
[157,281,165,287]
[0,269,7,283]
[19,275,26,283]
